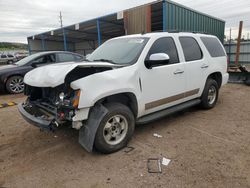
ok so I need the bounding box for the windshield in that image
[15,53,42,66]
[87,37,149,65]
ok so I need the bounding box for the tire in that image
[94,103,135,154]
[5,76,24,94]
[7,60,13,64]
[200,78,219,109]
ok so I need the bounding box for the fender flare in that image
[78,103,108,152]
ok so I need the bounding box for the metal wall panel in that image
[224,42,250,64]
[124,5,151,35]
[162,1,225,42]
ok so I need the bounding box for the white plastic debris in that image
[54,135,58,138]
[162,157,171,166]
[153,133,162,138]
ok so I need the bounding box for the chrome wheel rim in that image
[208,85,217,105]
[103,115,128,145]
[9,77,24,93]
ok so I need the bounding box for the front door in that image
[140,37,187,115]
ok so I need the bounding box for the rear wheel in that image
[6,76,24,94]
[94,103,135,154]
[200,78,219,109]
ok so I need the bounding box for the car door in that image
[31,54,56,67]
[140,37,187,115]
[178,36,207,99]
[56,53,76,63]
[0,55,7,63]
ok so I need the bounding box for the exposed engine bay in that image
[20,66,114,130]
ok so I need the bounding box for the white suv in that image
[18,32,229,153]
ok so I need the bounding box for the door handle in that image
[201,64,209,69]
[174,69,184,75]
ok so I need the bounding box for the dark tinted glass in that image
[35,54,56,64]
[58,53,75,62]
[75,55,83,61]
[7,55,14,58]
[147,37,179,64]
[1,55,7,58]
[179,37,202,61]
[201,37,226,57]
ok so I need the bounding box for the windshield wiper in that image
[92,59,116,64]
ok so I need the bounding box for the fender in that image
[78,103,108,152]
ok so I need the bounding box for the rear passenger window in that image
[58,53,75,62]
[147,37,179,64]
[179,37,203,62]
[201,37,226,57]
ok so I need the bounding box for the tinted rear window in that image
[58,53,75,62]
[179,37,203,62]
[201,37,226,57]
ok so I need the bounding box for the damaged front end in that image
[18,84,81,131]
[18,64,114,131]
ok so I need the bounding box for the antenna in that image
[59,11,63,28]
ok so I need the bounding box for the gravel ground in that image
[0,84,250,188]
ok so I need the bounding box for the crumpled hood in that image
[24,61,117,87]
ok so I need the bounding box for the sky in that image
[0,0,249,43]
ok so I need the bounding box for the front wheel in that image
[94,103,135,154]
[7,60,13,64]
[200,78,219,109]
[6,76,25,94]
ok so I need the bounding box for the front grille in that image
[25,84,64,105]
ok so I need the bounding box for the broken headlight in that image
[55,90,80,108]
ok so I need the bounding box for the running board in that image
[136,99,201,124]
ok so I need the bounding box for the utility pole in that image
[59,11,63,28]
[235,21,243,65]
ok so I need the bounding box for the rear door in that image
[178,36,207,99]
[140,37,187,115]
[57,53,76,63]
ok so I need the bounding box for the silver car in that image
[0,54,17,65]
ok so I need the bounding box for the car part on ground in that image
[228,65,250,86]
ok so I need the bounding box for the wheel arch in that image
[207,72,222,88]
[94,92,138,118]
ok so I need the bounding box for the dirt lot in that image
[0,84,250,188]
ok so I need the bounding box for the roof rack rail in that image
[142,30,211,35]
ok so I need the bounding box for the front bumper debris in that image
[18,103,59,131]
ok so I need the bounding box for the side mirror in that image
[145,53,170,69]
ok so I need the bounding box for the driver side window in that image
[147,37,179,64]
[34,54,56,64]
